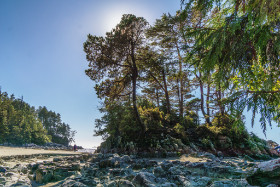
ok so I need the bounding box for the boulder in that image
[99,156,122,168]
[191,176,212,186]
[5,172,17,177]
[20,166,29,174]
[99,159,113,168]
[161,161,173,171]
[35,168,53,183]
[172,175,191,186]
[132,172,156,187]
[168,166,184,176]
[255,158,280,172]
[109,168,127,176]
[0,166,7,173]
[71,163,81,171]
[161,182,177,187]
[60,179,87,187]
[153,166,165,178]
[118,179,135,187]
[266,184,279,187]
[210,179,250,187]
[107,181,117,187]
[200,152,216,160]
[247,158,280,186]
[132,159,157,170]
[28,162,41,172]
[78,177,98,186]
[53,157,63,162]
[121,155,132,163]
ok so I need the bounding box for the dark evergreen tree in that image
[37,106,76,146]
[84,14,149,134]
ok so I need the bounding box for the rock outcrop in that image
[0,152,279,186]
[247,158,280,186]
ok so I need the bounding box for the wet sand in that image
[0,146,81,157]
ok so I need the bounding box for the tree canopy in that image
[181,0,280,132]
[0,89,76,146]
[84,0,280,150]
[84,14,149,133]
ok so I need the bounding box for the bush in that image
[139,106,164,131]
[201,138,215,150]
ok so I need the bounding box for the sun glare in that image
[103,10,123,31]
[102,3,152,33]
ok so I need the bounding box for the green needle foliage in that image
[84,14,149,134]
[0,89,75,146]
[85,0,280,150]
[182,0,280,133]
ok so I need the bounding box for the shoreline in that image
[0,146,81,157]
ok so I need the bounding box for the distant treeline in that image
[0,89,75,146]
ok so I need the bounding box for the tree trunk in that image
[131,46,144,134]
[132,72,144,133]
[206,81,211,123]
[179,60,184,118]
[199,76,206,118]
[162,69,171,115]
[176,44,184,118]
[218,83,224,116]
[156,88,160,108]
[198,72,210,124]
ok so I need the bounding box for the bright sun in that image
[104,10,124,31]
[102,3,151,33]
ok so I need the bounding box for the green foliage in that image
[182,111,199,128]
[243,132,271,156]
[38,106,76,146]
[0,90,50,145]
[86,1,280,152]
[139,106,164,131]
[94,100,140,144]
[182,0,280,132]
[94,97,199,147]
[84,14,149,133]
[201,138,215,150]
[0,89,75,146]
[195,114,250,150]
[174,123,185,135]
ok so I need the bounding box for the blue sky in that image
[0,0,279,148]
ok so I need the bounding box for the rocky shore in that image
[0,150,279,186]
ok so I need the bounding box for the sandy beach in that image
[0,146,81,157]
